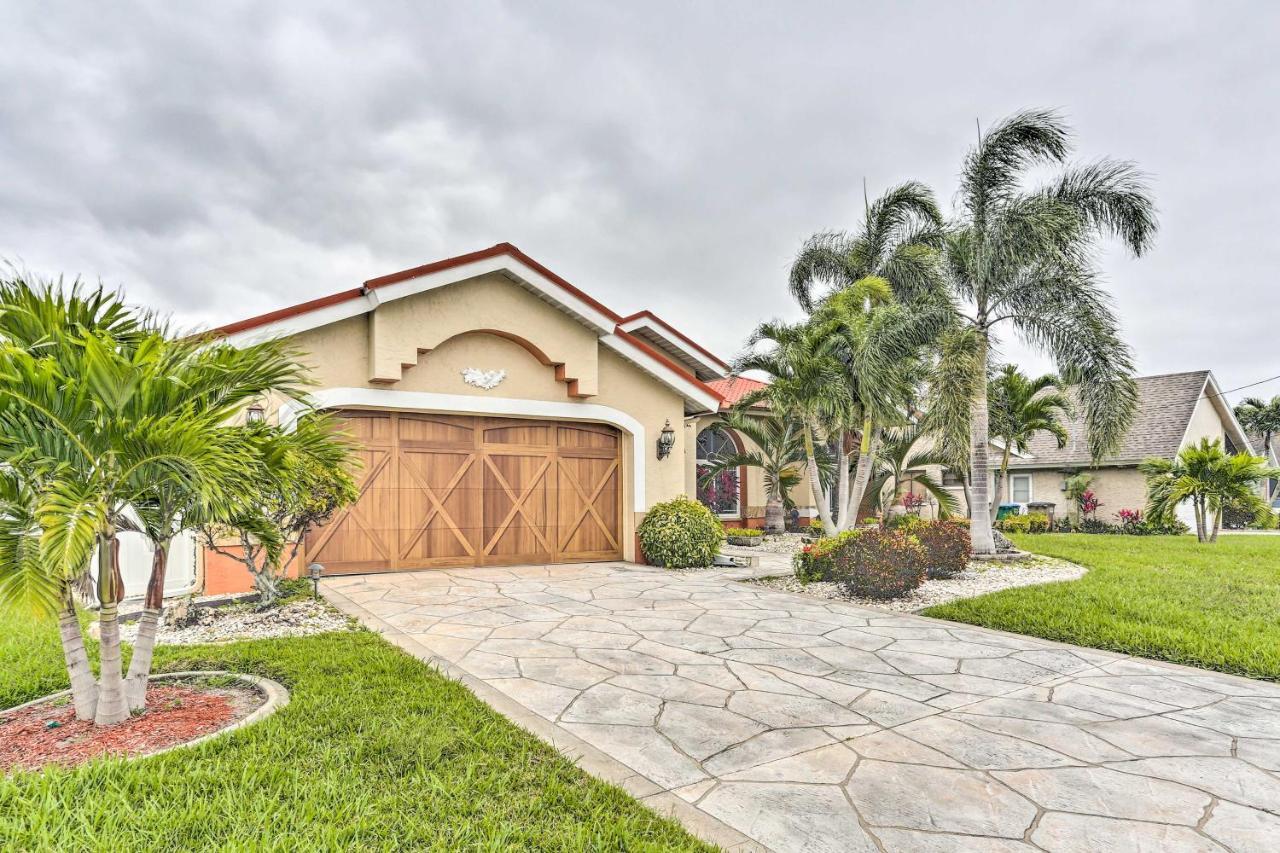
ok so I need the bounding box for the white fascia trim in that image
[278,387,649,510]
[221,294,377,347]
[600,333,721,413]
[372,256,616,334]
[221,255,616,346]
[617,317,729,378]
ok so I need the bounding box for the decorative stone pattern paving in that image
[323,562,1280,853]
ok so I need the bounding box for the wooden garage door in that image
[305,411,622,574]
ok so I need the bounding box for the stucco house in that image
[932,370,1261,527]
[193,244,797,592]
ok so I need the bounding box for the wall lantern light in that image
[656,420,676,460]
[246,404,266,424]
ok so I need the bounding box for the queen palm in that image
[930,110,1158,553]
[987,364,1072,511]
[1141,438,1279,543]
[696,411,824,533]
[735,319,852,534]
[1235,396,1280,458]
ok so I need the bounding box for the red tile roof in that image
[706,376,769,410]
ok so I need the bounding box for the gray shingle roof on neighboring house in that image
[1008,370,1211,469]
[1245,430,1280,463]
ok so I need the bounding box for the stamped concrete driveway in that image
[324,562,1280,853]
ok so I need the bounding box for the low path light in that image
[308,563,324,599]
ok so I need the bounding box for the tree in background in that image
[929,110,1157,554]
[697,411,825,534]
[866,425,960,519]
[987,364,1073,511]
[1141,438,1278,542]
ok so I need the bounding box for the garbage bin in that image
[995,503,1021,521]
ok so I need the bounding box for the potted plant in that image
[725,527,764,547]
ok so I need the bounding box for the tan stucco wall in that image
[1181,396,1226,449]
[278,274,695,560]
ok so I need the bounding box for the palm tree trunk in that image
[1210,505,1221,543]
[803,423,836,534]
[95,531,129,725]
[834,435,851,530]
[125,540,169,711]
[57,586,98,721]
[969,345,996,555]
[990,446,1011,514]
[764,495,784,534]
[847,419,877,528]
[1193,498,1206,543]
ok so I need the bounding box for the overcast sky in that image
[2,2,1276,403]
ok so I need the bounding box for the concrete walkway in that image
[324,562,1280,853]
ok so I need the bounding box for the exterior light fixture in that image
[308,562,324,599]
[656,419,676,460]
[246,404,266,424]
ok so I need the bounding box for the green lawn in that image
[0,612,710,851]
[924,533,1280,681]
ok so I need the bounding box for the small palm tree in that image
[697,411,825,533]
[1141,438,1279,543]
[1235,396,1280,458]
[735,320,852,534]
[866,425,960,518]
[987,365,1073,511]
[930,110,1158,554]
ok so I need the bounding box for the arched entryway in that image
[695,426,745,520]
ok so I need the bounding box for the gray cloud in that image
[1,1,1277,402]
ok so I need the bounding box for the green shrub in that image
[792,529,859,583]
[828,528,926,599]
[915,521,971,579]
[1026,512,1050,533]
[726,527,763,538]
[886,514,926,534]
[996,514,1031,534]
[637,497,723,568]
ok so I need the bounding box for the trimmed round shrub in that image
[638,496,723,568]
[915,521,971,579]
[829,528,926,599]
[792,529,859,583]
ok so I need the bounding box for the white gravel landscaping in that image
[119,598,356,646]
[749,554,1087,612]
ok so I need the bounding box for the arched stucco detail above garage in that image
[367,274,600,396]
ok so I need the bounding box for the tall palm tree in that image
[987,364,1073,511]
[1141,438,1278,543]
[697,411,826,533]
[866,424,960,518]
[931,110,1158,554]
[789,182,948,529]
[735,319,852,534]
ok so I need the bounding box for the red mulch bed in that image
[1,681,263,774]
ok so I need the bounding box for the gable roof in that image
[617,311,728,381]
[213,243,724,413]
[1009,370,1253,469]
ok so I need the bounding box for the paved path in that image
[324,562,1280,853]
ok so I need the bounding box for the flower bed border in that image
[1,670,289,764]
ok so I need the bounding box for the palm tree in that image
[930,110,1158,554]
[987,365,1073,512]
[1141,438,1278,542]
[735,319,852,534]
[1235,396,1280,458]
[866,425,960,519]
[696,411,824,533]
[0,278,313,723]
[789,182,949,529]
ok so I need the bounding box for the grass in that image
[0,609,710,851]
[924,533,1280,681]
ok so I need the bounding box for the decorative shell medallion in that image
[461,367,506,390]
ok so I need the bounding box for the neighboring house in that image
[1244,429,1280,510]
[203,243,731,591]
[942,370,1258,527]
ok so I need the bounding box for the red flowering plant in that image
[1078,489,1102,520]
[900,492,926,515]
[1117,508,1142,531]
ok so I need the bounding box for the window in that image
[1010,474,1032,503]
[941,469,964,487]
[696,428,741,517]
